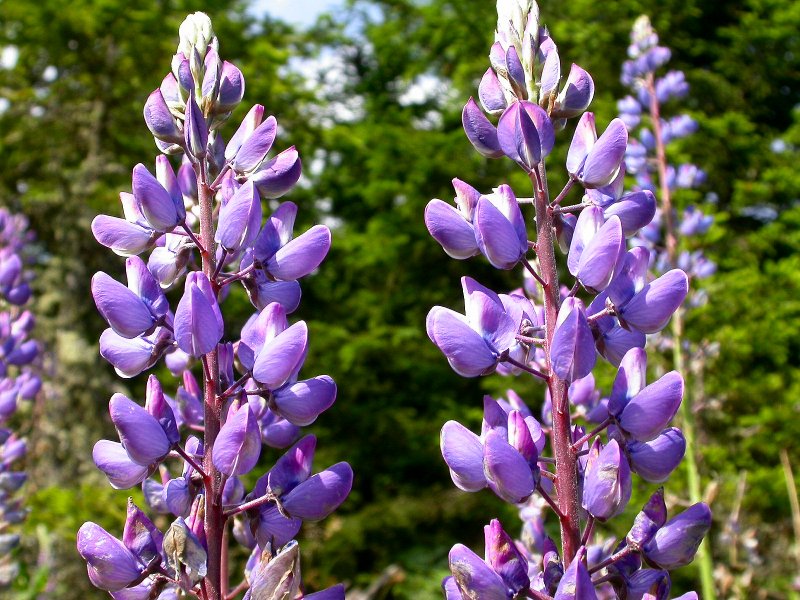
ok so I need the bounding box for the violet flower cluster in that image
[618,16,715,288]
[0,208,43,587]
[77,13,350,600]
[424,2,710,598]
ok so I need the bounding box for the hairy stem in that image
[197,164,223,600]
[647,75,716,600]
[531,164,581,563]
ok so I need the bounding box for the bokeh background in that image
[1,0,799,597]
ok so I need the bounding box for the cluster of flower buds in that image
[617,15,715,285]
[425,2,710,598]
[79,13,350,599]
[0,208,43,587]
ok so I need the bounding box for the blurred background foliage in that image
[0,0,799,597]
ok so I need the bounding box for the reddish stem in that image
[531,164,581,564]
[197,164,224,600]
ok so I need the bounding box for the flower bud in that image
[174,272,223,357]
[582,439,631,521]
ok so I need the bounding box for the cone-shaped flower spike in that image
[448,543,509,600]
[627,427,686,482]
[643,503,712,569]
[424,178,481,260]
[554,547,598,600]
[550,297,596,382]
[174,272,223,357]
[474,184,528,269]
[427,277,521,377]
[77,522,144,591]
[582,438,632,521]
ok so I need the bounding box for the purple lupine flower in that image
[550,297,595,381]
[173,272,223,357]
[582,439,631,521]
[425,178,482,260]
[77,522,144,591]
[427,277,521,377]
[643,503,712,569]
[474,185,529,269]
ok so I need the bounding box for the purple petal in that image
[424,199,479,260]
[618,269,688,334]
[619,371,683,442]
[143,89,182,144]
[90,273,154,338]
[554,64,595,119]
[255,504,302,548]
[473,193,527,270]
[483,430,535,503]
[184,92,208,160]
[132,163,181,232]
[226,105,265,161]
[607,247,651,308]
[643,503,712,569]
[462,277,518,352]
[216,180,261,252]
[262,434,316,497]
[550,298,596,382]
[449,543,508,600]
[232,115,277,174]
[426,306,497,377]
[252,321,308,389]
[174,272,223,357]
[125,256,168,318]
[282,462,353,520]
[604,190,656,236]
[608,347,648,416]
[304,584,346,600]
[628,427,686,483]
[216,61,245,112]
[440,420,486,492]
[273,375,337,426]
[99,328,170,378]
[567,206,605,277]
[93,440,151,489]
[91,215,157,257]
[77,522,143,591]
[484,519,530,594]
[266,225,331,280]
[582,439,631,521]
[109,393,171,466]
[478,68,507,114]
[462,97,503,158]
[497,101,541,170]
[581,119,628,188]
[576,215,623,292]
[252,146,302,199]
[212,403,261,476]
[597,325,646,367]
[554,548,598,600]
[566,112,597,176]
